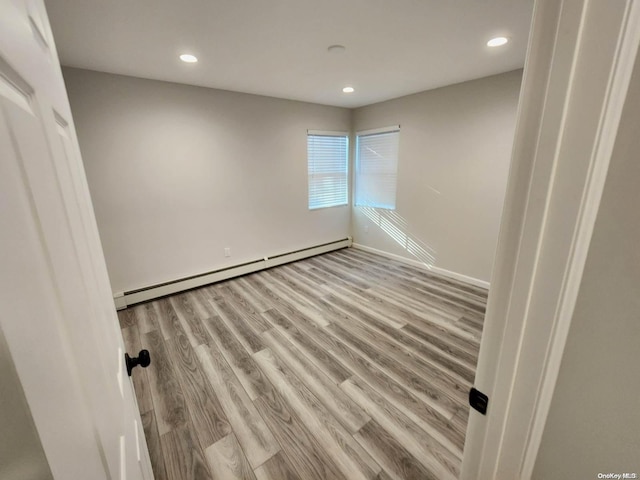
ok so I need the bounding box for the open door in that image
[461,0,640,478]
[0,1,153,478]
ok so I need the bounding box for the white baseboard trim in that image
[351,243,490,290]
[114,292,127,310]
[115,237,352,309]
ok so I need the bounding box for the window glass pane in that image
[355,130,399,209]
[307,134,349,209]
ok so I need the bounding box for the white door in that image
[0,1,152,479]
[460,0,640,478]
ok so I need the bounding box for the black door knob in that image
[125,349,151,377]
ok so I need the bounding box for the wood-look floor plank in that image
[306,257,372,290]
[253,452,301,480]
[169,293,210,347]
[354,420,438,480]
[458,314,484,333]
[454,317,484,339]
[205,433,257,480]
[376,469,395,480]
[288,263,351,290]
[327,322,465,416]
[315,255,410,297]
[195,342,279,468]
[217,284,272,332]
[141,410,168,480]
[331,313,472,400]
[343,378,459,480]
[253,390,346,480]
[261,297,342,353]
[141,330,188,435]
[186,289,217,319]
[156,298,184,341]
[405,275,487,313]
[370,283,467,323]
[139,301,161,334]
[362,286,464,326]
[321,279,479,361]
[280,264,329,296]
[400,322,479,367]
[256,270,330,327]
[315,253,406,291]
[197,282,222,302]
[345,248,488,299]
[326,335,466,456]
[165,332,232,448]
[317,285,406,330]
[202,315,273,401]
[365,284,480,347]
[317,280,408,330]
[321,292,477,379]
[123,248,486,480]
[209,297,265,354]
[247,273,329,328]
[261,328,370,434]
[121,324,153,414]
[262,308,352,383]
[329,250,487,315]
[117,307,136,329]
[235,277,275,313]
[160,424,212,480]
[394,279,486,317]
[322,252,463,316]
[305,265,369,292]
[449,406,470,436]
[331,250,407,279]
[263,266,329,305]
[254,348,381,480]
[344,375,463,463]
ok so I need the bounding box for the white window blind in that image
[355,126,400,209]
[307,131,349,210]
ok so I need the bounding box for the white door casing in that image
[461,0,640,478]
[0,1,153,479]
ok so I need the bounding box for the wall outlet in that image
[224,248,231,257]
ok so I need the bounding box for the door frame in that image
[461,0,640,478]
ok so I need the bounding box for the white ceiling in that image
[44,0,534,108]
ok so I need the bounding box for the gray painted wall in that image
[64,68,521,292]
[63,68,351,293]
[532,51,640,479]
[352,70,522,283]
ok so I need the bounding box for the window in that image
[307,130,349,210]
[355,125,400,209]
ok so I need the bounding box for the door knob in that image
[125,349,151,376]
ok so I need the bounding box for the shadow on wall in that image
[358,206,436,267]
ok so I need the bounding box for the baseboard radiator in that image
[114,237,352,309]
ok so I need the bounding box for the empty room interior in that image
[3,0,640,479]
[47,1,528,479]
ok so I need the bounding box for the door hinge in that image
[469,387,489,415]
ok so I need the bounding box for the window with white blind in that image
[307,131,349,210]
[355,126,400,209]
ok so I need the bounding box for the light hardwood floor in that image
[119,248,486,480]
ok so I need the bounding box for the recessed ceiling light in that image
[342,86,354,93]
[179,54,198,63]
[487,36,509,47]
[328,45,346,54]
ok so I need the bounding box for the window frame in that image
[354,125,400,210]
[307,129,349,210]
